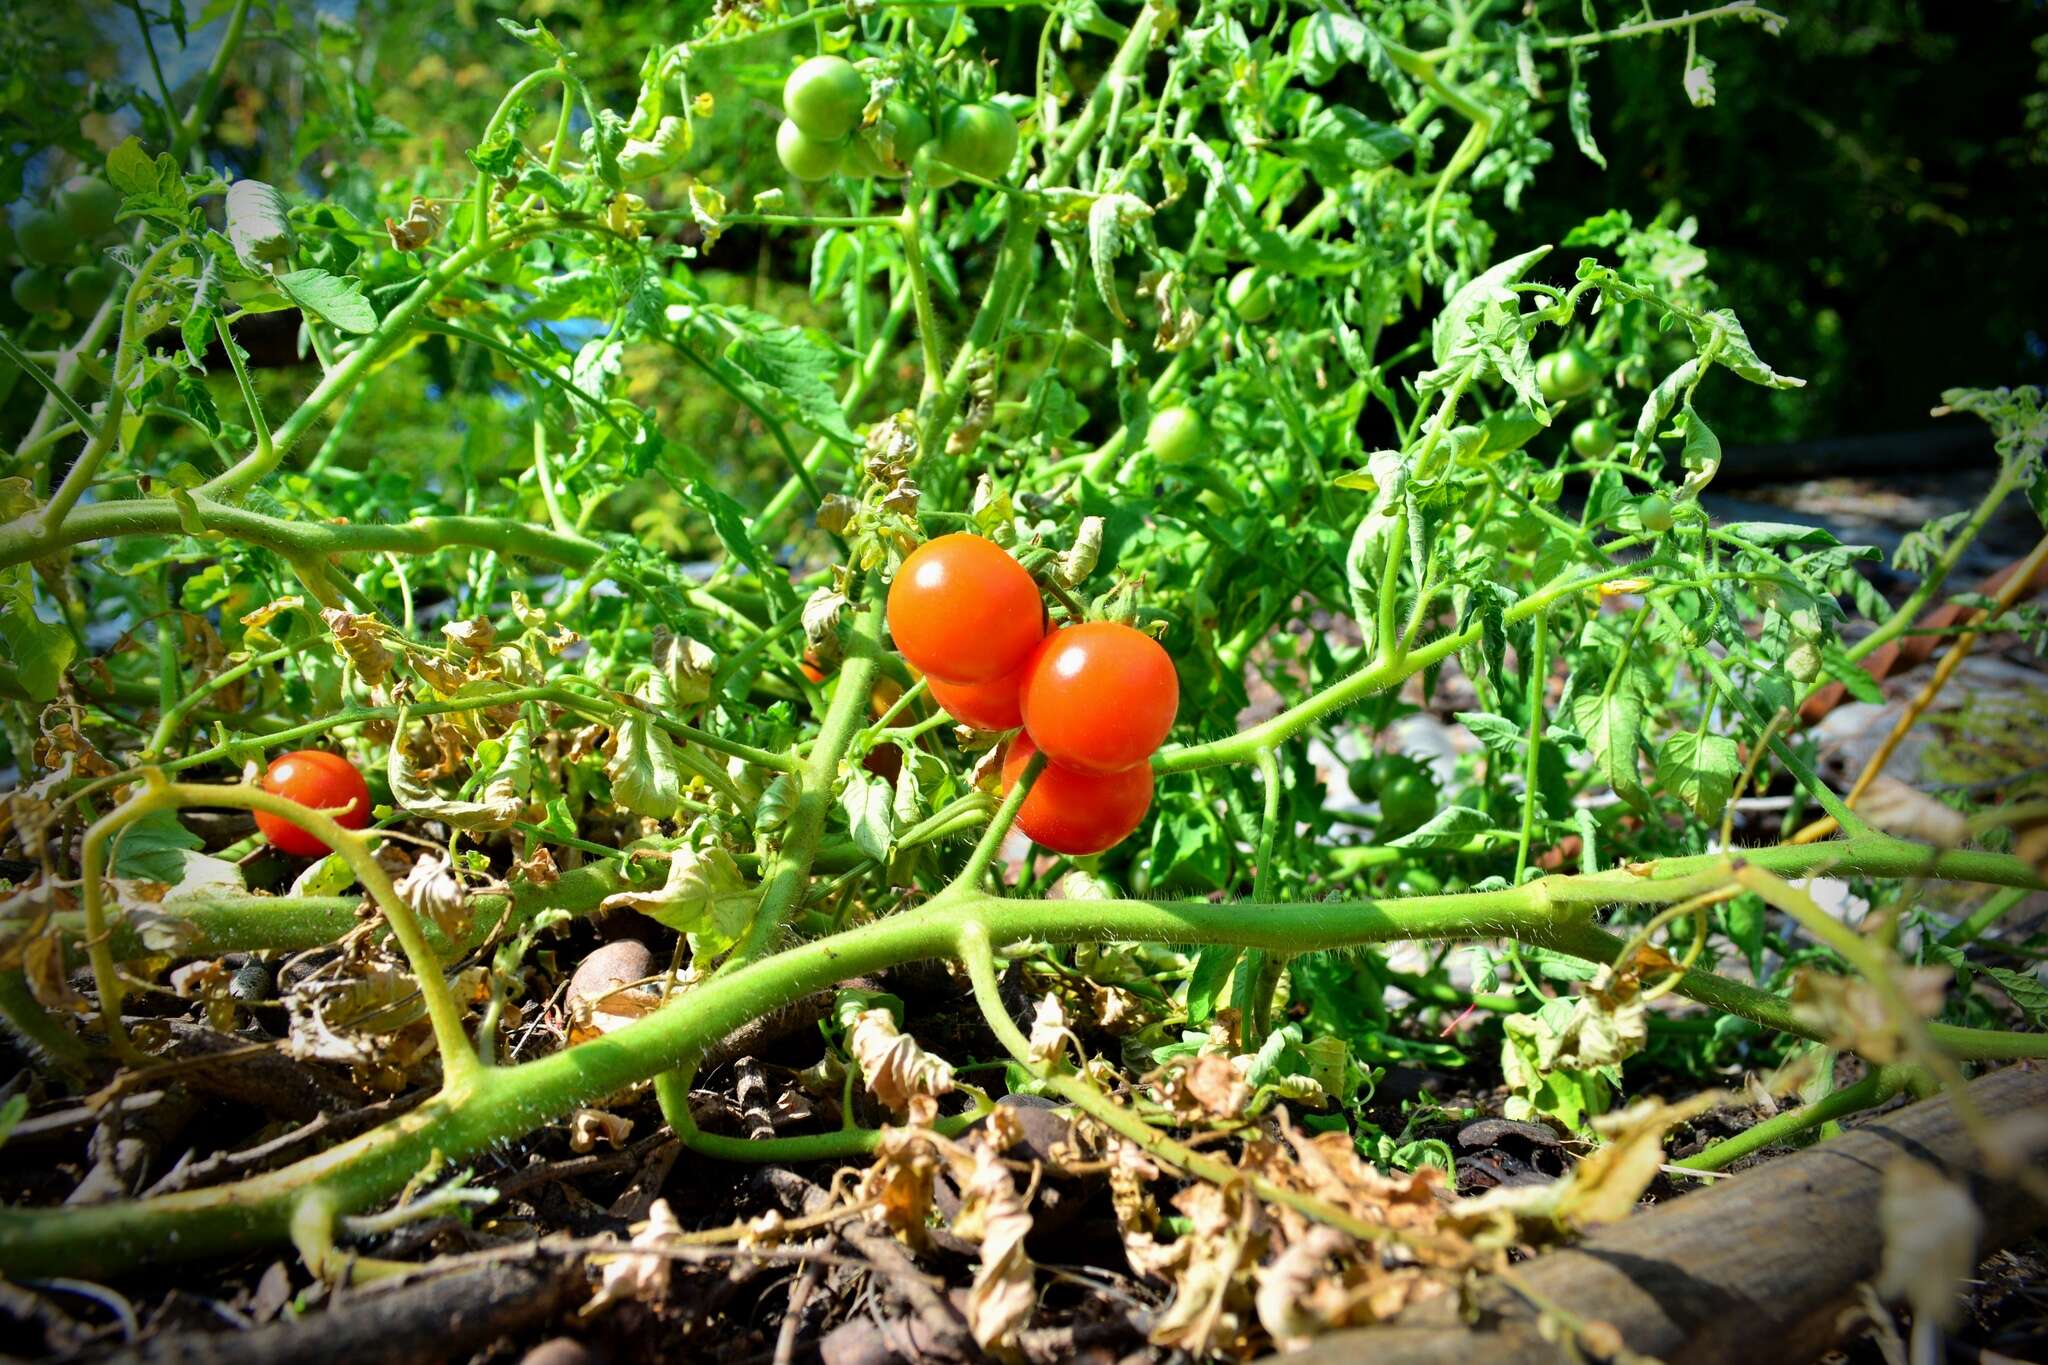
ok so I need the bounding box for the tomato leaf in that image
[278,268,377,335]
[1655,731,1740,824]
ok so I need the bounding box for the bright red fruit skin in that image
[256,750,371,857]
[1000,733,1153,856]
[927,661,1028,731]
[886,533,1045,683]
[1019,621,1178,775]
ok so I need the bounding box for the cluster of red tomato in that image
[887,534,1176,856]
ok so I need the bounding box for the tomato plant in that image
[0,3,2042,1358]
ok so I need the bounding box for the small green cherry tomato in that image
[1638,493,1675,532]
[1536,344,1599,401]
[935,102,1018,182]
[14,208,70,267]
[839,135,885,178]
[912,143,959,189]
[54,176,121,239]
[783,55,867,141]
[1146,404,1203,464]
[1377,770,1437,838]
[1226,267,1274,322]
[1570,418,1617,459]
[63,264,112,314]
[776,120,843,182]
[10,267,60,313]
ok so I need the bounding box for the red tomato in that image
[927,659,1028,731]
[1019,621,1178,775]
[886,533,1045,683]
[1000,733,1153,856]
[799,650,827,684]
[256,750,371,857]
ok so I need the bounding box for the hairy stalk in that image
[5,831,2040,1279]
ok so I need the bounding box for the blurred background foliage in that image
[4,0,2043,501]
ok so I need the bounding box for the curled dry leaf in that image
[1876,1157,1982,1329]
[1789,964,1950,1063]
[569,1108,634,1153]
[585,1197,683,1314]
[1254,1225,1354,1351]
[1148,1180,1258,1357]
[1160,1052,1251,1121]
[857,1121,944,1246]
[945,1117,1039,1350]
[1026,993,1073,1068]
[396,853,469,940]
[1452,1089,1729,1239]
[847,1007,956,1113]
[385,195,445,252]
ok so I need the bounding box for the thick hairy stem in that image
[5,832,2039,1280]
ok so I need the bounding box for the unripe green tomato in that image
[14,208,70,267]
[1378,771,1437,838]
[62,264,112,314]
[55,175,121,239]
[853,99,932,178]
[1146,404,1203,464]
[840,135,885,178]
[1535,344,1599,401]
[1570,418,1617,459]
[776,120,843,182]
[1346,758,1379,800]
[1226,267,1273,321]
[912,143,959,189]
[10,266,61,313]
[1638,493,1675,532]
[783,55,867,141]
[935,102,1018,182]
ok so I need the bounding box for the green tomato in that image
[1570,418,1617,459]
[840,135,885,178]
[776,120,844,182]
[1226,267,1273,322]
[1146,404,1203,464]
[912,143,959,189]
[10,267,61,313]
[783,55,867,141]
[852,99,932,178]
[63,264,113,314]
[935,102,1017,182]
[15,208,70,267]
[1638,493,1675,532]
[1346,758,1379,800]
[1535,344,1599,402]
[1378,771,1437,838]
[55,176,121,239]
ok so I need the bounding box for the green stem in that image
[1673,1063,1914,1174]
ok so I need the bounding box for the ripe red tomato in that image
[1019,622,1177,775]
[886,533,1045,683]
[927,660,1027,731]
[1001,733,1153,856]
[799,650,828,684]
[256,750,371,857]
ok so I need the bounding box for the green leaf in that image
[1655,731,1740,823]
[721,315,859,448]
[1271,106,1413,182]
[1569,681,1649,813]
[839,767,895,862]
[110,809,205,882]
[0,566,75,703]
[1185,945,1241,1025]
[1565,48,1607,169]
[606,714,683,820]
[278,268,377,334]
[1431,245,1551,373]
[1390,804,1496,850]
[597,845,756,959]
